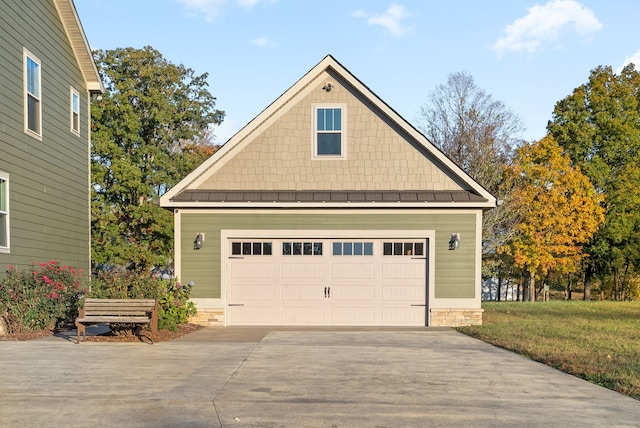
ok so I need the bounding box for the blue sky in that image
[75,0,640,144]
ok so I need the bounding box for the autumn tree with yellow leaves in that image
[500,135,604,301]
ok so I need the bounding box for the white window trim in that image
[0,171,9,253]
[70,87,80,135]
[23,48,42,140]
[312,103,347,160]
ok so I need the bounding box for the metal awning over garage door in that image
[224,233,430,326]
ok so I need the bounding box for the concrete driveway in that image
[1,327,639,427]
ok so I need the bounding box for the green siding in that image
[0,0,91,274]
[179,211,477,300]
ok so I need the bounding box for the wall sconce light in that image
[449,233,460,251]
[194,233,204,250]
[322,82,333,92]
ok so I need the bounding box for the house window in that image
[24,49,41,137]
[314,105,346,158]
[71,88,80,134]
[0,173,9,251]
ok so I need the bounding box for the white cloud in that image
[492,0,602,57]
[176,0,227,22]
[353,3,412,38]
[617,50,640,74]
[176,0,274,22]
[250,37,269,47]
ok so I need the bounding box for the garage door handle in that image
[228,303,245,307]
[411,257,427,260]
[324,287,331,298]
[410,304,426,307]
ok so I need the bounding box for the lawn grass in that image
[457,301,640,400]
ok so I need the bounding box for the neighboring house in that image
[161,55,496,327]
[0,0,103,273]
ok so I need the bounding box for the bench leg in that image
[76,323,85,344]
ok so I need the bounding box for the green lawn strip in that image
[457,301,640,400]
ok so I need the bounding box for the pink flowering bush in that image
[89,271,196,332]
[0,261,86,333]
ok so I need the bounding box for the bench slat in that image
[84,302,155,308]
[83,314,151,319]
[76,316,150,323]
[83,298,156,304]
[83,306,156,311]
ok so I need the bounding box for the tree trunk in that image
[523,270,536,302]
[497,276,503,302]
[529,270,536,302]
[583,265,593,301]
[566,274,572,301]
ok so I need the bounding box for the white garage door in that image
[226,238,428,326]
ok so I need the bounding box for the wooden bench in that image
[75,298,158,343]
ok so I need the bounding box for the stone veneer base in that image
[189,310,225,326]
[189,308,483,327]
[430,308,484,326]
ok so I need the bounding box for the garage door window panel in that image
[231,241,272,256]
[283,242,323,256]
[333,242,374,256]
[384,242,424,256]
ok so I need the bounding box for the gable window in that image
[24,49,42,137]
[314,105,346,158]
[71,88,80,134]
[0,172,9,252]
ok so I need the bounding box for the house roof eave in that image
[53,0,104,94]
[160,189,495,210]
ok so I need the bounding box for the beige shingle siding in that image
[199,71,463,192]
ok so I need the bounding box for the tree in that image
[548,64,640,300]
[91,46,224,272]
[500,135,604,301]
[418,71,525,257]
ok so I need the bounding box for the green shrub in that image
[158,281,198,331]
[89,271,197,332]
[0,261,86,333]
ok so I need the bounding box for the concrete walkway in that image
[1,327,639,427]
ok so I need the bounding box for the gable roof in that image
[160,55,496,209]
[53,0,104,93]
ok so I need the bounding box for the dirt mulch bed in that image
[0,329,54,341]
[0,323,204,343]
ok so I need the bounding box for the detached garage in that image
[160,55,496,327]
